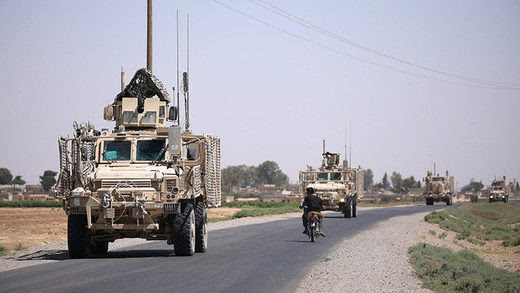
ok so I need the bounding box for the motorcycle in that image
[306,211,322,242]
[300,204,323,242]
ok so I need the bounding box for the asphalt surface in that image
[0,204,448,293]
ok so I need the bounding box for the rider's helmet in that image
[306,186,315,194]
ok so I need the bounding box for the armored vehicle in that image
[54,3,221,258]
[423,170,454,205]
[488,176,510,203]
[299,141,364,218]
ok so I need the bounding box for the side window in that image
[317,173,328,181]
[187,147,197,161]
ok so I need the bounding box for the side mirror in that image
[168,106,178,121]
[104,105,114,120]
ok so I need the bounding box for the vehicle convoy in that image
[299,141,364,218]
[55,3,221,258]
[423,168,454,205]
[488,176,510,203]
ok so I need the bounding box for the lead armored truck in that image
[299,144,364,218]
[55,68,221,258]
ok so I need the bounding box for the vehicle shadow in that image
[93,249,174,258]
[15,249,69,261]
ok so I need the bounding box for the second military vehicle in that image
[488,176,510,203]
[423,169,454,205]
[299,141,364,218]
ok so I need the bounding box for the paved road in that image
[0,205,448,293]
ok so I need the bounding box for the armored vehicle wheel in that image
[90,241,109,255]
[343,198,352,218]
[67,214,90,259]
[489,198,493,203]
[174,203,196,256]
[195,201,208,253]
[426,199,433,206]
[352,197,358,218]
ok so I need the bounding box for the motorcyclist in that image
[300,186,326,237]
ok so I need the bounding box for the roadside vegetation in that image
[0,244,7,256]
[208,202,300,222]
[0,200,62,208]
[424,203,520,246]
[409,243,520,292]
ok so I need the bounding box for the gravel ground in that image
[296,211,431,293]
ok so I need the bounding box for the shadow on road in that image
[94,249,174,258]
[16,250,69,261]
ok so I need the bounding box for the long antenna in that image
[176,9,180,125]
[349,121,352,168]
[121,66,126,91]
[185,13,190,131]
[146,0,153,71]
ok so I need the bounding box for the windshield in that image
[432,177,444,182]
[137,139,166,161]
[303,173,314,181]
[317,173,328,181]
[330,173,342,180]
[103,141,131,161]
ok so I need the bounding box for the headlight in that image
[340,198,345,202]
[490,196,494,198]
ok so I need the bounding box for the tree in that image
[0,168,13,185]
[381,172,390,190]
[416,180,422,188]
[40,170,58,191]
[255,161,289,186]
[12,175,25,188]
[390,171,403,193]
[402,176,417,192]
[461,180,484,193]
[364,169,374,191]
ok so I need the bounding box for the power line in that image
[250,0,520,88]
[213,0,519,90]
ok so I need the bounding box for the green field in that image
[424,203,520,246]
[208,202,301,222]
[0,200,62,208]
[409,243,520,292]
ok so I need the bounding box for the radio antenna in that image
[349,121,352,168]
[176,9,180,125]
[185,13,190,131]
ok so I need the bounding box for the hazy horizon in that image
[1,0,519,189]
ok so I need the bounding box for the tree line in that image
[222,161,289,192]
[364,169,422,193]
[0,167,57,191]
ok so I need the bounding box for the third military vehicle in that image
[423,169,454,205]
[488,176,510,203]
[299,141,364,218]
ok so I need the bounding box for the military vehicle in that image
[423,168,454,205]
[488,176,510,203]
[299,140,364,218]
[54,2,221,258]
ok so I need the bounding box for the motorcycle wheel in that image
[310,225,315,242]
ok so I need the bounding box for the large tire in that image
[174,203,195,256]
[426,198,433,206]
[194,202,208,253]
[68,214,90,259]
[352,196,358,218]
[344,198,352,218]
[90,241,109,255]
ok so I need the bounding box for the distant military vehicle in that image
[423,169,454,205]
[488,176,510,203]
[299,141,364,218]
[54,3,221,258]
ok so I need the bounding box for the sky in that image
[0,0,519,189]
